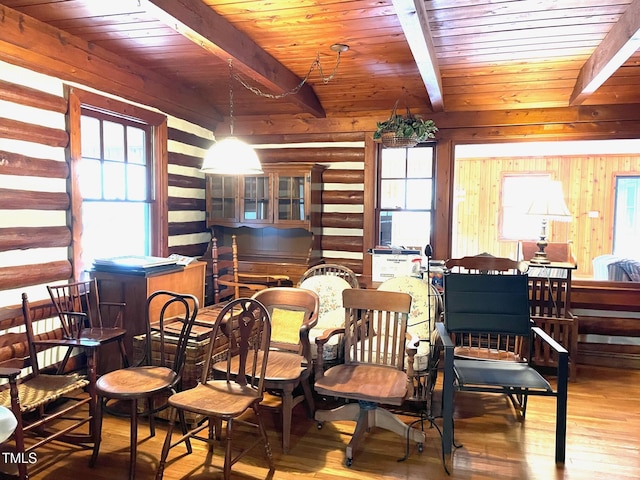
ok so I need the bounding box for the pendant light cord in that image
[228,59,235,136]
[232,49,345,99]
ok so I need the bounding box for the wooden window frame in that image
[66,87,168,280]
[374,142,436,247]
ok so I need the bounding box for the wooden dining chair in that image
[91,290,199,480]
[314,289,425,466]
[47,278,129,373]
[248,287,319,453]
[156,297,273,480]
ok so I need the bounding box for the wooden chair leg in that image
[223,418,233,480]
[147,397,156,437]
[118,338,130,368]
[281,386,293,454]
[7,378,27,480]
[156,408,178,480]
[90,398,104,467]
[255,405,274,470]
[129,399,138,480]
[301,378,315,417]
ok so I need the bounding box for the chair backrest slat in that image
[342,289,411,371]
[202,298,271,394]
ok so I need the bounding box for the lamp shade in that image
[201,137,263,175]
[526,180,572,222]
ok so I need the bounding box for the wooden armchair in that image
[0,293,99,480]
[437,273,568,464]
[377,276,442,402]
[314,289,425,466]
[47,278,128,373]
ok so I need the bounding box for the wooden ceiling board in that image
[3,0,640,126]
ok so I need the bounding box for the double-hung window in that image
[377,145,435,248]
[79,110,153,269]
[67,87,167,279]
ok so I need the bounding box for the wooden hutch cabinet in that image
[202,163,325,304]
[206,162,324,230]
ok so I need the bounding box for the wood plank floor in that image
[3,364,639,480]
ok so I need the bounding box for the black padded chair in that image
[436,272,568,464]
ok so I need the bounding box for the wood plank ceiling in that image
[2,0,640,131]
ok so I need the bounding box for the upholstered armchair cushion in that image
[299,275,352,362]
[378,276,439,372]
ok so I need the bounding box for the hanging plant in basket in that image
[373,102,438,148]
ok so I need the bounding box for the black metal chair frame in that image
[437,272,569,465]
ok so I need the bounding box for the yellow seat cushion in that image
[270,307,306,345]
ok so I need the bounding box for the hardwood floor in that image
[3,364,639,480]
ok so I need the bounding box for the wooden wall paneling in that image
[0,188,69,210]
[321,212,364,229]
[321,190,365,204]
[67,87,83,280]
[451,154,640,278]
[168,221,207,237]
[322,169,364,184]
[434,139,453,260]
[167,197,206,211]
[257,147,365,164]
[361,134,376,281]
[168,172,205,190]
[0,79,67,113]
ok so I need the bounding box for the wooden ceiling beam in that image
[0,5,222,130]
[142,0,326,118]
[392,0,444,112]
[569,0,640,106]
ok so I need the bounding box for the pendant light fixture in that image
[201,59,263,175]
[201,44,348,175]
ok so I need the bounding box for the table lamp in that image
[526,180,572,264]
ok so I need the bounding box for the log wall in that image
[0,61,214,307]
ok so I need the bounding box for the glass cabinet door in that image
[277,174,306,221]
[243,175,270,222]
[207,175,238,223]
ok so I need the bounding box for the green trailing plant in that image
[374,113,438,142]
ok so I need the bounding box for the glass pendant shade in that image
[201,136,263,175]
